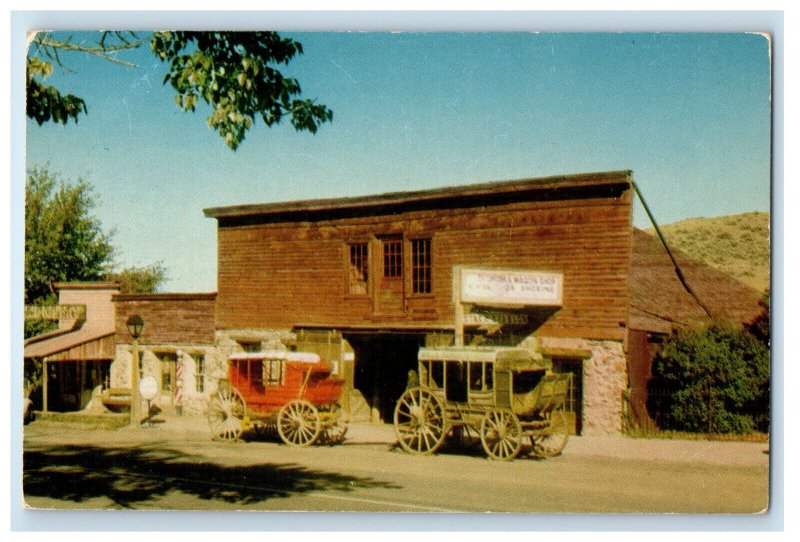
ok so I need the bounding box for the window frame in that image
[265,359,285,386]
[195,354,205,393]
[345,241,370,296]
[382,237,403,279]
[410,237,433,296]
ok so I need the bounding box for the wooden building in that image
[205,171,635,434]
[24,283,119,412]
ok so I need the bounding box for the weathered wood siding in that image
[44,335,116,362]
[215,178,632,341]
[113,294,217,345]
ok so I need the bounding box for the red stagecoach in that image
[207,350,347,446]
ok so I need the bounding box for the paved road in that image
[22,417,770,513]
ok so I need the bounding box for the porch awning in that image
[24,321,115,361]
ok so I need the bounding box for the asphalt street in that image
[21,415,770,513]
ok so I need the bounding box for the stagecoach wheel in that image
[480,408,523,461]
[208,387,246,441]
[320,404,348,445]
[533,409,570,458]
[393,387,446,455]
[278,400,321,447]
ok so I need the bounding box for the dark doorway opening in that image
[551,357,584,436]
[345,332,425,422]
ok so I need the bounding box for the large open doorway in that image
[345,332,425,422]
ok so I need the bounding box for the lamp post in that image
[126,315,144,428]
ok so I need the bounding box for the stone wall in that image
[111,343,222,416]
[537,336,627,435]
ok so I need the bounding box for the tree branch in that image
[32,34,143,68]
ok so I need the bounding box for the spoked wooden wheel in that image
[480,408,523,461]
[394,387,446,455]
[278,400,321,447]
[208,387,246,441]
[320,404,348,445]
[532,409,569,458]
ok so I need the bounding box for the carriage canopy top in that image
[418,346,547,372]
[227,350,321,364]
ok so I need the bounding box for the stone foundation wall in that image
[214,329,296,360]
[537,337,627,435]
[111,343,222,416]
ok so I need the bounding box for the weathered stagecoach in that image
[394,346,572,461]
[207,351,347,446]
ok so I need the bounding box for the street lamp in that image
[126,315,144,428]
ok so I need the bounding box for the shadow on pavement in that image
[23,444,401,509]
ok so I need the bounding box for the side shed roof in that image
[24,321,115,361]
[629,228,762,334]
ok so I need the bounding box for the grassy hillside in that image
[645,211,770,292]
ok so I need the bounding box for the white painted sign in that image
[24,304,86,322]
[139,376,159,401]
[463,310,529,326]
[460,268,563,307]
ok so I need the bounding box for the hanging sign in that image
[460,268,563,307]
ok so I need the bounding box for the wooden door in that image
[374,236,405,316]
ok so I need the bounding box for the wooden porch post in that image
[453,266,464,347]
[42,359,48,413]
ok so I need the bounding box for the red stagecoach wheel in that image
[480,408,523,461]
[207,387,246,441]
[278,400,321,447]
[532,409,570,458]
[393,387,446,455]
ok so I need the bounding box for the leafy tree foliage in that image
[104,263,168,294]
[24,168,167,338]
[151,31,333,150]
[26,31,332,150]
[26,32,142,126]
[26,57,87,125]
[648,324,770,434]
[25,168,114,305]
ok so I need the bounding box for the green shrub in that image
[648,324,769,434]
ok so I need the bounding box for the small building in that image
[111,293,218,415]
[24,283,119,412]
[203,171,635,434]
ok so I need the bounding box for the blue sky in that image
[24,31,772,293]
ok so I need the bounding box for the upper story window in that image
[348,243,369,295]
[411,238,432,294]
[383,238,403,278]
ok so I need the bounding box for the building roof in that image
[629,228,763,334]
[112,292,217,302]
[204,170,632,220]
[53,282,120,290]
[23,320,115,359]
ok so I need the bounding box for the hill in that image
[644,211,770,293]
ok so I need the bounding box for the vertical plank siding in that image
[214,175,633,341]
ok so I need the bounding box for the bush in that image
[648,324,769,434]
